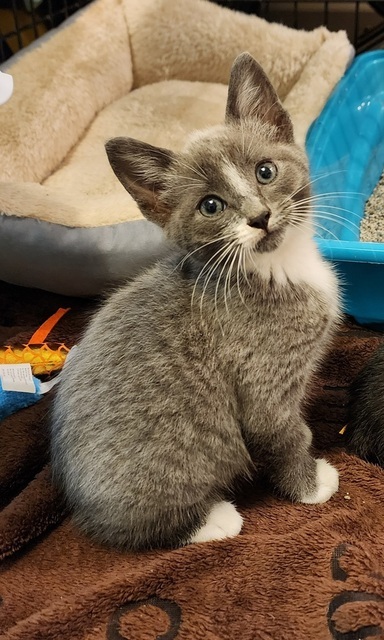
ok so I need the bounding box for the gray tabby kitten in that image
[51,53,340,551]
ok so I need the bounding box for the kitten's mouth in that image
[252,227,285,253]
[236,221,286,254]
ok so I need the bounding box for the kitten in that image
[346,342,384,468]
[51,52,340,551]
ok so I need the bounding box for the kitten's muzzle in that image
[247,211,271,233]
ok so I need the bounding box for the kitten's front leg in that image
[254,417,339,504]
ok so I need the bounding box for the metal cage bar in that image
[217,0,384,51]
[0,0,91,63]
[1,0,384,64]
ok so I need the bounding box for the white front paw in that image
[301,458,339,504]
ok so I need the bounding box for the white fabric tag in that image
[0,72,13,106]
[39,378,60,394]
[0,363,36,393]
[38,345,78,394]
[63,345,78,367]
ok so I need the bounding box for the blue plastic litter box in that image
[306,51,384,327]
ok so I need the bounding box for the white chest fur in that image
[245,226,340,318]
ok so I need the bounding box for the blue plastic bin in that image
[306,51,384,326]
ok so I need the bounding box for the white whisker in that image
[214,249,234,334]
[280,170,350,207]
[286,198,363,219]
[174,233,234,272]
[311,211,360,231]
[242,247,252,287]
[289,208,361,234]
[224,245,238,314]
[235,246,250,309]
[198,242,235,316]
[177,157,207,181]
[289,218,340,241]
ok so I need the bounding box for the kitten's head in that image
[106,53,310,265]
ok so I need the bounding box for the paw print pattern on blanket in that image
[107,597,182,640]
[328,543,384,639]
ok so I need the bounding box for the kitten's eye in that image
[256,161,277,185]
[198,196,227,217]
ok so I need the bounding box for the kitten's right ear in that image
[105,137,176,226]
[225,52,294,143]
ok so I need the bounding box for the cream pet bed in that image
[0,0,353,295]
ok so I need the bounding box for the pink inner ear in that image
[105,136,176,225]
[225,53,294,143]
[267,109,294,143]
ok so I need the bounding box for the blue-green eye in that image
[256,161,277,184]
[198,195,227,217]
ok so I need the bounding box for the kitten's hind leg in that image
[189,501,243,543]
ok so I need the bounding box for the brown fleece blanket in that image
[0,280,383,640]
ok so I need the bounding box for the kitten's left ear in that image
[225,52,294,143]
[105,137,176,226]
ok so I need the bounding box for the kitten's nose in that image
[248,212,271,232]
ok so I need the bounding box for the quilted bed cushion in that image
[0,0,353,295]
[0,80,227,295]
